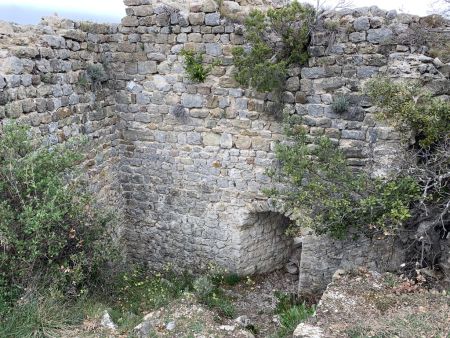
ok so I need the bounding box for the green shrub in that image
[331,95,349,113]
[193,276,215,300]
[180,49,220,83]
[0,123,117,303]
[266,114,421,238]
[86,64,108,84]
[365,77,450,148]
[232,1,315,93]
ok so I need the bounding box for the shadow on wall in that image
[238,211,294,275]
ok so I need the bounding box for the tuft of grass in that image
[272,291,315,338]
[275,303,315,337]
[203,289,236,318]
[0,295,85,338]
[331,95,349,113]
[223,273,242,286]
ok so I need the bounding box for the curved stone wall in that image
[1,0,449,293]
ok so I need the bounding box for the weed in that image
[180,49,220,83]
[324,18,340,31]
[77,74,89,88]
[275,303,315,337]
[193,276,215,300]
[331,95,349,113]
[40,73,54,84]
[87,64,108,84]
[203,290,236,318]
[0,294,84,338]
[223,273,241,286]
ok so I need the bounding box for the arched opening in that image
[237,211,298,275]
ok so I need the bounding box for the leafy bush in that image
[232,1,315,93]
[267,114,421,237]
[365,78,450,148]
[365,78,449,268]
[266,114,421,238]
[268,76,449,272]
[180,49,220,83]
[0,123,117,304]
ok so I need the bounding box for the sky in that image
[0,0,445,24]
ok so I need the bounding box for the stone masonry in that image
[1,0,449,293]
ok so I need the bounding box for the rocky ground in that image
[297,268,450,338]
[66,269,450,338]
[67,270,300,337]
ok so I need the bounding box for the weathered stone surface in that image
[205,13,221,26]
[367,27,393,43]
[0,56,23,74]
[353,16,370,31]
[203,132,221,146]
[0,2,443,293]
[293,323,323,338]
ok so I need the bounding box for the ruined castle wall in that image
[0,17,123,214]
[2,0,450,294]
[116,0,450,287]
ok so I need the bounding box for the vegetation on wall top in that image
[232,1,315,93]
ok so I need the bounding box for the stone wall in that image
[0,17,123,215]
[116,0,450,288]
[1,0,449,294]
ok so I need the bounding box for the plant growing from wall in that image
[86,63,108,89]
[265,113,421,238]
[232,1,315,93]
[180,49,220,83]
[267,77,449,271]
[331,95,349,113]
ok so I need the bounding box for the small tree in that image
[232,1,315,93]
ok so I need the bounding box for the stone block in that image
[367,28,393,43]
[353,16,370,31]
[205,13,220,26]
[202,0,219,13]
[138,61,157,74]
[220,133,233,148]
[188,13,205,25]
[121,16,139,27]
[132,5,153,16]
[181,93,203,108]
[123,0,150,6]
[0,56,23,74]
[203,132,221,146]
[234,135,251,149]
[205,43,222,56]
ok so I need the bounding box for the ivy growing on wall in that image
[232,1,315,93]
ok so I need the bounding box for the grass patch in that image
[0,295,85,338]
[272,291,315,338]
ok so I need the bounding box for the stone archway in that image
[235,200,301,275]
